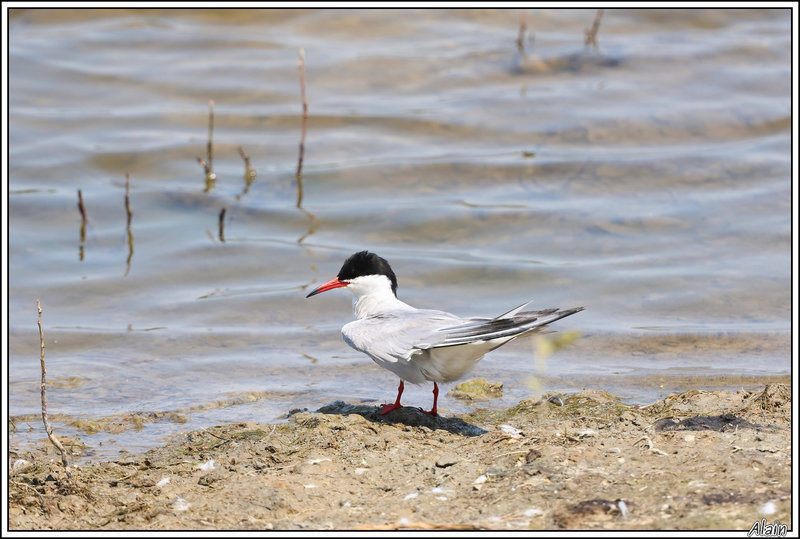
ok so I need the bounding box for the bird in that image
[306,251,583,416]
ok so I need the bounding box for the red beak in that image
[306,277,348,298]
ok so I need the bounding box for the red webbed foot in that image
[420,382,439,416]
[380,380,405,415]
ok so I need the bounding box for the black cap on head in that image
[338,251,398,296]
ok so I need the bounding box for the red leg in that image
[421,382,439,416]
[380,380,404,414]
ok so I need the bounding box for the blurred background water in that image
[6,8,793,461]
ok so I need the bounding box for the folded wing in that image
[435,304,584,347]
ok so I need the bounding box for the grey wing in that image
[435,303,584,347]
[342,310,462,363]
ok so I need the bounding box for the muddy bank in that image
[8,383,791,531]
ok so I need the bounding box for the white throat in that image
[346,274,414,319]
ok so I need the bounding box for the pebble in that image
[548,395,564,406]
[435,455,460,468]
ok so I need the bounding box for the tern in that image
[306,251,583,416]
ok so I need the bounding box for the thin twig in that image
[515,9,528,58]
[206,99,214,172]
[218,207,226,243]
[197,157,211,174]
[198,157,216,193]
[199,100,217,192]
[124,174,134,276]
[295,48,308,209]
[353,521,480,531]
[77,189,87,224]
[238,146,257,197]
[77,189,87,261]
[124,173,132,228]
[37,299,71,478]
[584,9,604,49]
[201,427,234,450]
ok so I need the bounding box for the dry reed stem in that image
[124,173,134,276]
[238,146,257,197]
[198,100,216,191]
[206,99,215,172]
[585,9,604,49]
[37,299,71,478]
[295,48,308,208]
[77,189,87,260]
[77,189,87,224]
[516,9,528,57]
[218,207,226,242]
[124,173,132,227]
[198,157,216,192]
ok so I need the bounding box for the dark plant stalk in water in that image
[124,173,134,276]
[199,99,217,192]
[238,146,257,197]
[77,189,87,261]
[296,48,308,208]
[585,9,604,50]
[516,9,528,58]
[218,207,226,243]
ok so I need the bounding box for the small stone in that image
[548,395,565,407]
[198,471,225,486]
[525,449,542,463]
[435,455,460,468]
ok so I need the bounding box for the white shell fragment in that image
[760,501,777,515]
[197,459,215,471]
[171,497,190,512]
[499,424,523,438]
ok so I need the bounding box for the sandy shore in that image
[8,383,791,531]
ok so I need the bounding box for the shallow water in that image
[7,8,792,460]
